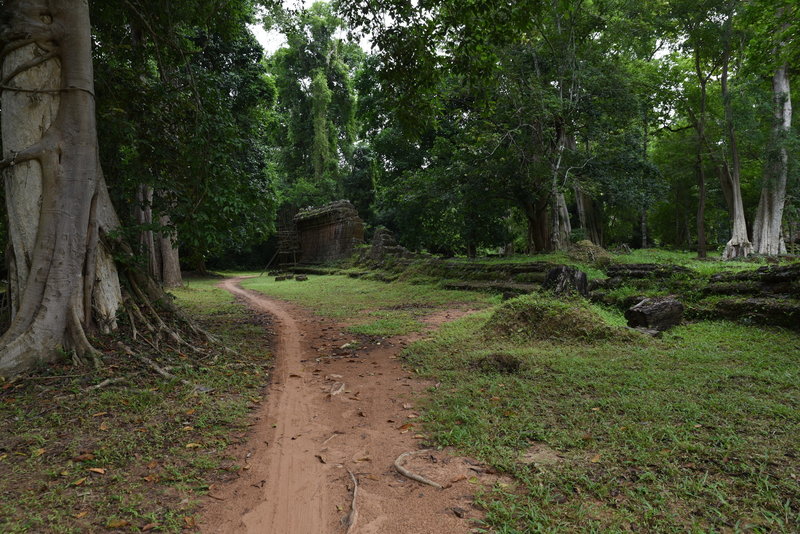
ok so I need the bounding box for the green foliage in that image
[91,0,277,266]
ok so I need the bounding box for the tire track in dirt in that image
[201,277,499,534]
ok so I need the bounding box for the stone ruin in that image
[278,200,365,264]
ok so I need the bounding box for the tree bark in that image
[720,19,752,260]
[695,76,708,259]
[135,185,183,288]
[0,0,123,376]
[753,63,791,256]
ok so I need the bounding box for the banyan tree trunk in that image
[0,1,123,376]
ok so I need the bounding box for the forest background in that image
[0,0,797,278]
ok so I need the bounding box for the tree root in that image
[118,342,211,393]
[86,377,128,391]
[394,450,443,489]
[343,469,359,533]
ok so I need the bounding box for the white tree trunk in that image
[1,0,123,376]
[753,64,791,256]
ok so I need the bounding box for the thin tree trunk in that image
[753,63,791,256]
[640,209,648,249]
[158,215,183,288]
[0,1,123,376]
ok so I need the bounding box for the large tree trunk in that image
[753,63,791,256]
[0,0,123,376]
[720,21,752,260]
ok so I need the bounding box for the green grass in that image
[402,295,800,532]
[0,276,271,533]
[470,248,799,278]
[241,274,494,336]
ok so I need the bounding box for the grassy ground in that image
[404,294,800,532]
[469,249,798,278]
[241,273,495,335]
[0,276,270,533]
[239,269,800,531]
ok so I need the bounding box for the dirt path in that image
[201,278,498,534]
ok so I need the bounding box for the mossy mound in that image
[483,294,626,342]
[567,240,614,266]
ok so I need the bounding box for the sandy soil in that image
[200,278,501,534]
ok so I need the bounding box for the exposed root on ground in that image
[394,450,443,489]
[344,469,359,533]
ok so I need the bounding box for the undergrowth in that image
[0,276,271,533]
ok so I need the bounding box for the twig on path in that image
[344,468,359,533]
[321,431,343,446]
[328,382,345,400]
[394,450,443,489]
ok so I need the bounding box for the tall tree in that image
[750,1,796,255]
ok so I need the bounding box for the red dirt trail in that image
[200,278,500,534]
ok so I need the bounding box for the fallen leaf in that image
[106,519,129,528]
[88,467,106,475]
[183,516,196,528]
[72,512,89,519]
[289,374,302,378]
[185,443,202,449]
[99,422,109,431]
[146,460,158,469]
[32,448,45,458]
[355,457,371,462]
[413,434,425,439]
[589,454,602,463]
[182,426,194,431]
[468,476,480,484]
[73,453,95,462]
[92,412,108,417]
[142,523,158,531]
[71,477,87,486]
[143,474,159,483]
[60,470,69,477]
[591,407,601,412]
[398,423,414,431]
[185,409,196,415]
[450,475,467,483]
[490,396,501,402]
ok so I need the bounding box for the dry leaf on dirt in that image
[88,467,106,475]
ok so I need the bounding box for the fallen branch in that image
[394,450,443,489]
[344,469,359,533]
